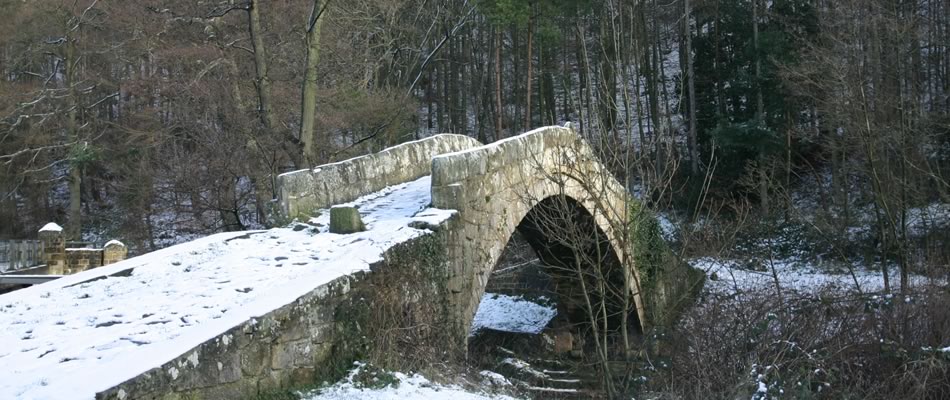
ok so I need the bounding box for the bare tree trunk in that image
[460,31,470,135]
[495,29,505,140]
[685,0,698,175]
[66,35,82,240]
[248,0,278,137]
[753,0,769,215]
[575,25,589,136]
[524,5,534,131]
[600,16,618,141]
[300,0,329,164]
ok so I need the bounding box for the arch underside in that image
[510,195,642,333]
[461,168,647,341]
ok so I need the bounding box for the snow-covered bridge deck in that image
[0,177,452,400]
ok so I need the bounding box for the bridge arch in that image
[431,126,649,344]
[505,192,642,335]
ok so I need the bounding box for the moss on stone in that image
[362,231,456,368]
[626,203,705,329]
[259,231,453,399]
[329,206,365,234]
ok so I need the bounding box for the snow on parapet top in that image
[0,176,454,400]
[277,133,474,178]
[39,222,63,232]
[431,126,558,161]
[104,240,125,247]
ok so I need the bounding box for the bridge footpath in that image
[0,177,457,400]
[0,134,479,400]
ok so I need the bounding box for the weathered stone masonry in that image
[38,226,128,275]
[93,126,702,399]
[430,126,661,343]
[96,135,470,400]
[277,134,481,220]
[95,222,456,400]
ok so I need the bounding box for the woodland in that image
[0,0,946,252]
[1,1,949,397]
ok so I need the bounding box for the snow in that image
[524,386,578,394]
[905,202,950,236]
[301,363,518,400]
[656,212,677,242]
[104,240,125,248]
[0,176,455,400]
[694,257,941,295]
[432,126,556,162]
[479,370,512,387]
[470,294,557,336]
[501,358,549,380]
[278,134,469,178]
[39,223,63,233]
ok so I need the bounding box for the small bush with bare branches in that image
[644,285,950,399]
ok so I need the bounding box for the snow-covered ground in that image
[471,294,557,336]
[0,176,454,400]
[301,363,517,400]
[694,256,944,295]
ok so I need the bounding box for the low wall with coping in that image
[37,223,128,275]
[276,134,482,220]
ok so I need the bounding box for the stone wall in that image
[39,229,66,275]
[38,225,128,275]
[276,134,481,220]
[95,229,455,400]
[65,249,103,274]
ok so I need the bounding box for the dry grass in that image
[644,284,950,399]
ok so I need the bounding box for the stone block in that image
[65,249,102,274]
[329,206,365,234]
[270,340,312,370]
[38,223,66,272]
[239,339,270,377]
[103,240,128,265]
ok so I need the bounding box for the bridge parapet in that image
[277,134,481,220]
[432,126,577,188]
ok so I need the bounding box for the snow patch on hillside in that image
[694,257,942,295]
[301,363,518,400]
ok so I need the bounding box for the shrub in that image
[646,285,950,399]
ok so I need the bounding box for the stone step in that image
[488,346,610,398]
[496,359,589,391]
[523,385,607,399]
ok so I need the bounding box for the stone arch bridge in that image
[1,125,701,400]
[278,125,701,346]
